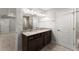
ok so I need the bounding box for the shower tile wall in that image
[0,19,10,32]
[0,8,8,32]
[0,19,16,33]
[9,19,16,32]
[0,8,16,33]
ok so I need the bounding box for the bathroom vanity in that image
[22,28,52,51]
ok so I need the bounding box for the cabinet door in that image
[22,35,28,51]
[28,34,44,51]
[48,31,51,43]
[37,38,43,50]
[43,31,51,45]
[28,39,37,51]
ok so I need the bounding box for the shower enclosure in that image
[0,18,16,33]
[0,8,16,33]
[0,8,17,51]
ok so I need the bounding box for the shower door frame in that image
[73,8,78,50]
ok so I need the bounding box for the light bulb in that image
[33,11,37,14]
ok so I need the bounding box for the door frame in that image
[73,8,78,50]
[74,8,79,51]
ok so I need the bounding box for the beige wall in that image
[33,9,57,42]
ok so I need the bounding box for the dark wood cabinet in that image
[28,38,38,51]
[22,30,52,51]
[44,31,51,45]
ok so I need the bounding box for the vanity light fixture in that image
[23,8,45,17]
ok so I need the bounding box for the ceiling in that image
[39,8,73,12]
[23,8,73,12]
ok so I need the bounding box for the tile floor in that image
[41,43,72,51]
[0,33,16,51]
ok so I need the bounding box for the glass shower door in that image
[0,19,10,33]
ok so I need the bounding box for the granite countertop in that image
[22,28,51,36]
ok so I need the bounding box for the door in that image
[56,12,75,50]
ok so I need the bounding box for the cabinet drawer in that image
[28,36,34,40]
[28,34,41,40]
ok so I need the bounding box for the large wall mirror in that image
[23,16,33,30]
